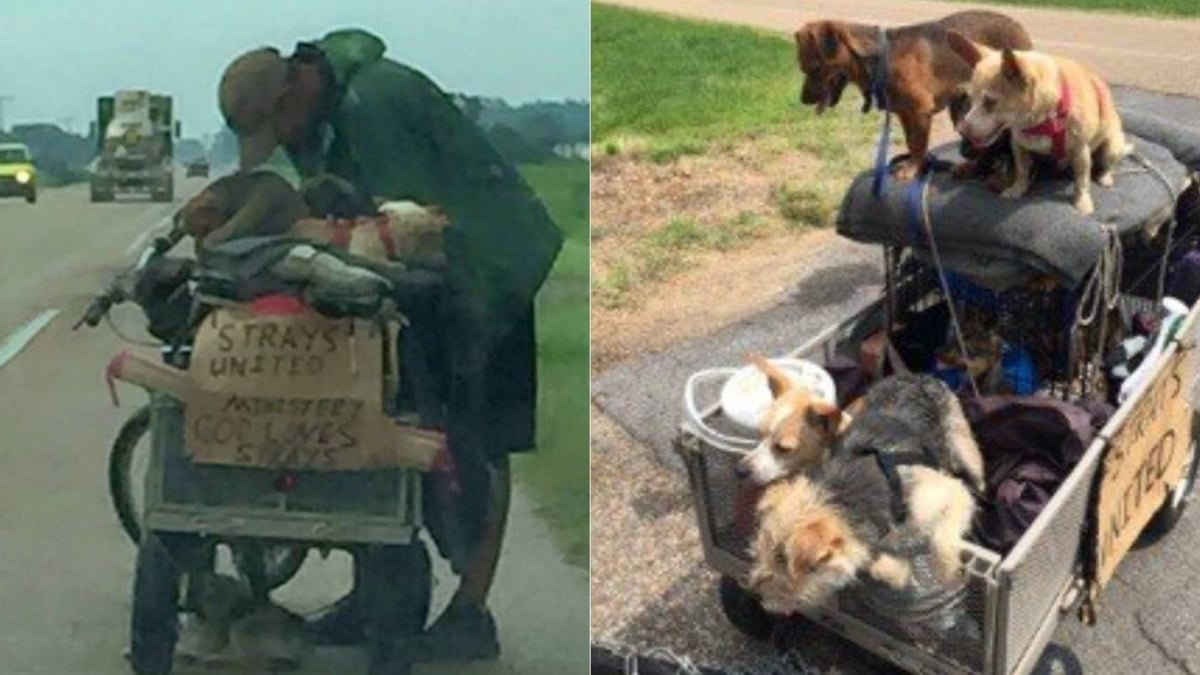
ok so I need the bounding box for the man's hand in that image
[178,189,225,241]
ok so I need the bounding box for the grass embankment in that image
[942,0,1200,18]
[591,4,878,308]
[513,158,589,567]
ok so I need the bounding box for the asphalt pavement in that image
[0,174,587,674]
[590,1,1200,667]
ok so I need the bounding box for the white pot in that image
[719,358,837,433]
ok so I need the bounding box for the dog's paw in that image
[869,554,912,589]
[950,162,976,180]
[985,172,1010,194]
[892,162,921,182]
[932,548,967,586]
[1000,186,1024,200]
[1074,193,1095,215]
[1097,172,1115,188]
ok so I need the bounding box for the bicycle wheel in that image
[110,405,152,543]
[109,404,308,590]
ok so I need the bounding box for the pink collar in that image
[1021,77,1072,160]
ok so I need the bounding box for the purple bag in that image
[1167,249,1200,306]
[965,396,1113,554]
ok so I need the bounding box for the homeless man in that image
[211,30,562,663]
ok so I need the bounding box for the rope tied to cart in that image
[905,165,984,400]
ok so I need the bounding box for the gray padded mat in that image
[836,128,1189,290]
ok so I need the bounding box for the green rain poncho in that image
[286,29,565,551]
[293,29,563,375]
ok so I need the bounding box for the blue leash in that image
[904,166,934,247]
[870,27,892,198]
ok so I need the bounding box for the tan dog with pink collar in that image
[947,31,1130,215]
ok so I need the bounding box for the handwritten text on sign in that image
[1094,310,1198,590]
[184,309,397,471]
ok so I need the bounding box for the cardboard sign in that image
[1091,305,1199,593]
[184,307,441,471]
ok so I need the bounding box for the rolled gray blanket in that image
[836,133,1189,290]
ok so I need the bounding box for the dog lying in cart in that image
[677,119,1200,675]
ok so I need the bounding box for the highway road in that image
[0,175,587,675]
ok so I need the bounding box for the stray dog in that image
[748,374,983,613]
[180,170,447,267]
[936,311,1009,395]
[947,32,1131,215]
[736,354,854,484]
[793,10,1031,181]
[177,571,308,671]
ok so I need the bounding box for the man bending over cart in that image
[206,29,562,663]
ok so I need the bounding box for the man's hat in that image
[218,47,288,135]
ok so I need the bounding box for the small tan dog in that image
[748,375,983,614]
[288,202,449,269]
[176,571,309,671]
[181,171,448,268]
[947,32,1130,215]
[736,355,855,484]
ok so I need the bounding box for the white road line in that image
[0,309,61,370]
[124,213,175,256]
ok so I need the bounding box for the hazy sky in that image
[0,0,589,139]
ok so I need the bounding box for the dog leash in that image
[906,164,984,400]
[870,27,892,198]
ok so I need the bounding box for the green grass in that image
[940,0,1200,17]
[594,211,768,308]
[511,159,589,567]
[520,159,590,245]
[592,3,875,159]
[772,181,839,229]
[591,5,878,308]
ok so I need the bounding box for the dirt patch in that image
[591,140,854,371]
[591,229,842,371]
[591,139,820,241]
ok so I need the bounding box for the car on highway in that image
[0,143,37,204]
[185,157,210,178]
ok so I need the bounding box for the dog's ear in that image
[1001,48,1027,84]
[791,519,845,575]
[750,353,792,399]
[794,24,828,63]
[805,401,843,437]
[946,30,985,68]
[805,22,842,61]
[829,24,869,60]
[794,26,814,56]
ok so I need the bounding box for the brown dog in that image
[793,10,1032,181]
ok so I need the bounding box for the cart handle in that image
[683,368,758,451]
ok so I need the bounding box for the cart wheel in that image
[110,405,308,591]
[110,405,152,544]
[129,530,198,675]
[361,541,431,675]
[718,575,777,641]
[1141,415,1200,542]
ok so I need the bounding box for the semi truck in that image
[90,90,180,203]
